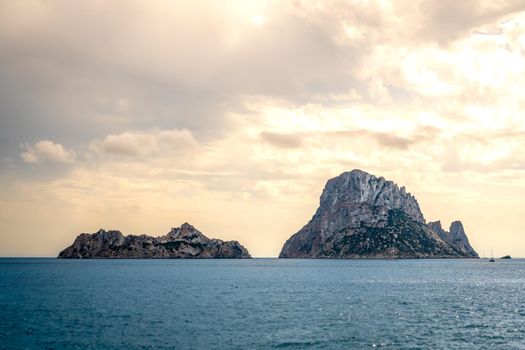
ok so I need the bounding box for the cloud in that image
[327,130,415,150]
[21,140,76,164]
[89,129,198,158]
[257,125,438,152]
[439,128,525,173]
[413,0,525,44]
[368,132,413,150]
[260,131,303,149]
[3,2,525,257]
[1,0,524,165]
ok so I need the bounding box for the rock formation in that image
[58,223,251,259]
[279,169,478,259]
[427,220,478,257]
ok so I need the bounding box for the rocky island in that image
[280,169,478,259]
[58,223,251,259]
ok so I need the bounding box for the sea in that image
[1,258,524,349]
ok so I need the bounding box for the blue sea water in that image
[0,258,524,349]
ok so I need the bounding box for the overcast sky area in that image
[1,0,525,257]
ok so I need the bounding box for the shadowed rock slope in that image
[58,223,251,259]
[280,170,478,259]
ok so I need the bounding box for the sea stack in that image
[427,220,477,257]
[58,223,251,259]
[279,169,478,259]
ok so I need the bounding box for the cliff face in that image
[279,170,478,259]
[58,223,251,259]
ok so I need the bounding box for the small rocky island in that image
[58,223,251,259]
[280,169,478,259]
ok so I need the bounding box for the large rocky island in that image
[58,223,251,259]
[280,169,478,259]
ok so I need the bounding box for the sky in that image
[1,0,525,258]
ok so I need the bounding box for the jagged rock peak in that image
[450,221,465,234]
[58,223,251,259]
[85,229,126,247]
[320,169,425,224]
[427,220,442,229]
[180,222,194,230]
[167,222,201,238]
[168,222,195,234]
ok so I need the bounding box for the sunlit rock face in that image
[58,223,251,259]
[279,170,478,259]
